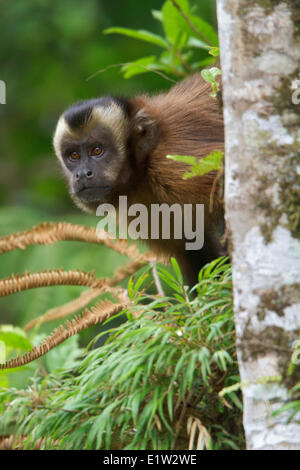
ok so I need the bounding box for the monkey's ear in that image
[131,109,159,159]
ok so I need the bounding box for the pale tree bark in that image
[217,0,300,450]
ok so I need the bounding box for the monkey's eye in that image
[91,145,103,157]
[69,151,80,161]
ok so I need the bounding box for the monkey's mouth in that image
[75,185,111,202]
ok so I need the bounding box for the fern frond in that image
[0,300,127,369]
[0,269,108,297]
[0,222,152,262]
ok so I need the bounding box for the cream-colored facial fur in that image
[53,115,70,164]
[92,102,129,154]
[53,102,129,166]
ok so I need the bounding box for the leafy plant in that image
[0,258,244,450]
[273,382,300,423]
[201,66,222,97]
[167,150,224,179]
[103,0,219,79]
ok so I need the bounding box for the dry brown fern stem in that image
[0,300,128,370]
[23,286,122,332]
[0,269,110,297]
[23,258,143,331]
[0,221,152,263]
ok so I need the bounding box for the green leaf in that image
[157,267,182,294]
[127,276,134,299]
[132,271,150,296]
[228,391,243,410]
[166,155,197,165]
[171,257,183,284]
[208,47,220,57]
[168,150,223,180]
[158,396,173,433]
[103,27,168,49]
[185,351,198,389]
[201,67,221,83]
[187,37,210,50]
[130,392,142,426]
[162,0,190,47]
[195,150,223,174]
[161,1,218,48]
[151,10,163,22]
[183,150,224,179]
[0,325,32,352]
[188,15,219,46]
[167,388,174,421]
[121,56,158,79]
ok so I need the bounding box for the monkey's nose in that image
[75,169,94,181]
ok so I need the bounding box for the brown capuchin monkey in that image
[53,73,225,286]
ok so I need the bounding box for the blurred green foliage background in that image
[0,0,217,328]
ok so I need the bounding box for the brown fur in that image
[125,74,225,282]
[131,74,223,203]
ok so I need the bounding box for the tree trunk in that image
[217,0,300,450]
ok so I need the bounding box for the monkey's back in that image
[133,73,224,209]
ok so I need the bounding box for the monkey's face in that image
[53,96,159,213]
[58,125,126,207]
[53,98,133,212]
